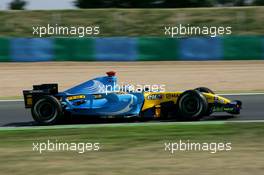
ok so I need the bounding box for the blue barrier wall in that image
[54,38,95,61]
[263,37,264,59]
[180,37,222,60]
[222,36,263,60]
[10,38,53,62]
[95,37,137,61]
[0,36,263,62]
[0,38,10,61]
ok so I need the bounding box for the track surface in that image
[0,94,263,127]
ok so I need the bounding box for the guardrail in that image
[0,36,263,62]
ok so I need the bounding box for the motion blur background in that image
[1,2,264,175]
[0,0,263,62]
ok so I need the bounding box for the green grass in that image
[0,122,263,175]
[0,122,262,147]
[0,96,22,100]
[1,7,264,37]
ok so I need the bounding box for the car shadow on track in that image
[3,114,235,127]
[201,114,236,121]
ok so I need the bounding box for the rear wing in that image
[23,84,58,108]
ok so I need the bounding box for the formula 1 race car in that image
[23,71,242,124]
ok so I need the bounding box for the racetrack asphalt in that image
[0,94,263,127]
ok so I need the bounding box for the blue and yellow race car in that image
[23,71,242,124]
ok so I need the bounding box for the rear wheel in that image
[31,95,62,125]
[177,90,208,121]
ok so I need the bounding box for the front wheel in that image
[195,87,214,94]
[31,95,62,125]
[177,90,208,121]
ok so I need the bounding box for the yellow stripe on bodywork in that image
[67,95,86,101]
[142,92,231,111]
[142,92,180,111]
[202,93,231,104]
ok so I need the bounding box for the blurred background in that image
[0,0,264,36]
[1,3,264,175]
[0,0,263,96]
[0,0,263,62]
[1,0,264,10]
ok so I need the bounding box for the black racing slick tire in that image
[194,87,215,116]
[31,95,62,125]
[195,87,215,94]
[177,90,208,121]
